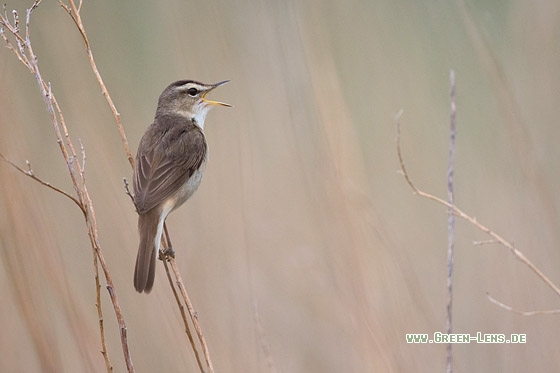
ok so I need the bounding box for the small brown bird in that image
[133,80,230,293]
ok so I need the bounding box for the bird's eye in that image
[187,87,198,97]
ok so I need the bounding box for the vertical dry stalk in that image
[161,228,214,372]
[0,2,133,372]
[445,69,456,373]
[163,258,205,372]
[93,247,112,372]
[168,256,215,373]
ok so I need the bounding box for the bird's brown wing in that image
[133,121,206,214]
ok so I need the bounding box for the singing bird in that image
[133,80,230,293]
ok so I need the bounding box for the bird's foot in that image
[159,246,176,261]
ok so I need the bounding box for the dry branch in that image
[167,256,215,372]
[1,2,131,372]
[58,0,134,168]
[163,258,205,372]
[0,153,82,209]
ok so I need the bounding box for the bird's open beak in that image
[202,80,232,107]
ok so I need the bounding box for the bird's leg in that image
[159,222,176,260]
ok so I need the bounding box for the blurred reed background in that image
[1,0,559,371]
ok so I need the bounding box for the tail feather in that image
[134,210,160,293]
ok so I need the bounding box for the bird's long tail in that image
[134,209,160,293]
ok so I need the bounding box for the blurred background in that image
[1,0,559,371]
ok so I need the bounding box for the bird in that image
[133,80,230,293]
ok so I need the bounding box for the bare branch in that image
[94,251,113,372]
[163,258,205,373]
[57,0,134,168]
[162,225,212,372]
[1,2,133,371]
[122,178,135,205]
[0,152,83,210]
[0,7,31,69]
[168,257,215,373]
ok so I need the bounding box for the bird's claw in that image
[159,246,176,261]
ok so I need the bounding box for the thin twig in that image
[445,69,456,373]
[58,0,134,168]
[168,257,214,373]
[82,167,133,372]
[161,227,213,372]
[0,152,83,210]
[486,293,560,316]
[1,10,30,68]
[47,81,81,175]
[162,258,205,373]
[122,178,135,204]
[94,248,112,372]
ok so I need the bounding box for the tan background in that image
[1,1,559,372]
